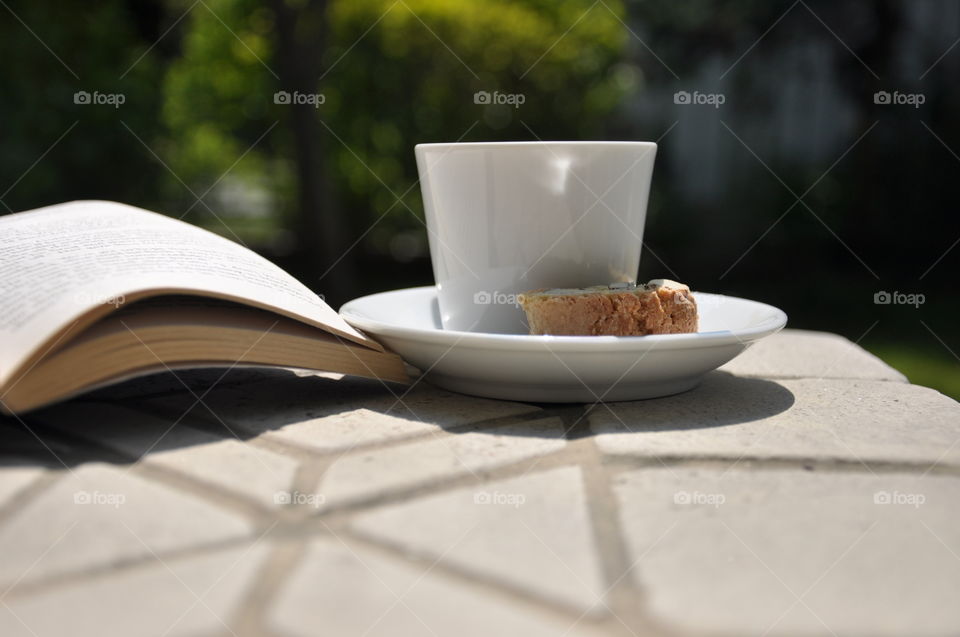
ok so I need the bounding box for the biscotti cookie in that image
[518,279,698,336]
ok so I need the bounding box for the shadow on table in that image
[0,368,794,468]
[0,367,389,468]
[576,370,796,434]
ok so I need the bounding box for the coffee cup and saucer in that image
[340,141,786,402]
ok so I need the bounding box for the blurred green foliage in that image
[161,0,275,189]
[157,0,628,251]
[867,344,960,400]
[0,2,166,209]
[327,0,628,250]
[0,0,956,399]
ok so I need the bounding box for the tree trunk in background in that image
[270,0,355,305]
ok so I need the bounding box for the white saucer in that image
[340,286,787,403]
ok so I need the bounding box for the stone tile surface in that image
[719,329,907,381]
[268,537,603,637]
[352,466,605,614]
[0,330,956,637]
[0,542,270,637]
[33,403,299,508]
[591,374,960,465]
[0,463,251,587]
[612,467,960,636]
[0,464,45,508]
[318,418,566,508]
[145,374,541,453]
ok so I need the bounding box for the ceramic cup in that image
[415,141,657,333]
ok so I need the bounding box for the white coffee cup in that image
[415,141,657,333]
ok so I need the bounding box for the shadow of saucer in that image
[584,370,795,433]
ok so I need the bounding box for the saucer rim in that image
[339,286,788,352]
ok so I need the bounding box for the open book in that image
[0,201,408,415]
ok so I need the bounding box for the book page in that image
[0,200,377,383]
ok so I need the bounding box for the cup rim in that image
[415,140,657,150]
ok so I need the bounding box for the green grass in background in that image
[865,344,960,401]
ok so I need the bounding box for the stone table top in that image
[0,328,958,637]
